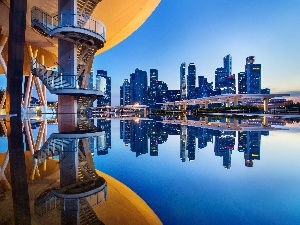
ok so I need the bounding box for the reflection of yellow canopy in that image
[0,0,160,74]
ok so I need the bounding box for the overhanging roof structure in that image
[0,0,161,74]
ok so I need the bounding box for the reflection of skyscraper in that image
[187,127,196,161]
[96,119,111,155]
[180,63,187,100]
[148,121,158,156]
[180,125,187,162]
[130,120,148,157]
[120,120,131,146]
[238,131,261,167]
[198,127,213,149]
[214,131,235,169]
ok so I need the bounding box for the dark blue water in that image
[93,118,300,225]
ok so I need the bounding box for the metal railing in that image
[31,60,101,91]
[31,6,106,40]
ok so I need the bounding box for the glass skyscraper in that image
[130,68,148,105]
[187,63,196,99]
[238,72,247,94]
[120,79,130,106]
[245,56,261,94]
[215,54,236,94]
[96,70,111,106]
[180,63,187,100]
[149,69,158,109]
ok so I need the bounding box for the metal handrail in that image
[31,59,101,91]
[31,6,106,40]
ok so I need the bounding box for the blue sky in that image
[93,0,300,105]
[1,0,300,105]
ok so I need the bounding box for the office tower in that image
[96,70,111,106]
[149,69,158,109]
[198,75,214,98]
[215,54,236,94]
[261,88,270,94]
[167,90,180,102]
[238,72,247,94]
[245,56,261,94]
[130,68,148,105]
[180,63,187,100]
[187,63,196,99]
[120,79,130,106]
[156,81,168,104]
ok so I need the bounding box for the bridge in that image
[160,94,290,112]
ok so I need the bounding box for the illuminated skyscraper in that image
[215,54,236,94]
[96,70,111,106]
[120,79,130,106]
[130,68,148,105]
[238,72,247,94]
[187,63,196,99]
[180,63,187,100]
[149,69,158,109]
[245,56,261,94]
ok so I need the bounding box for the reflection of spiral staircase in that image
[34,132,107,224]
[30,0,106,113]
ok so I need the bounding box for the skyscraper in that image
[245,56,261,94]
[130,68,148,105]
[215,54,236,94]
[96,70,111,106]
[187,63,196,99]
[156,81,168,104]
[120,79,130,106]
[238,72,247,94]
[149,69,158,109]
[198,75,214,98]
[180,63,187,100]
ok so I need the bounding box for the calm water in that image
[93,116,300,225]
[1,115,300,225]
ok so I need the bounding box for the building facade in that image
[130,68,148,105]
[215,54,236,94]
[245,56,261,94]
[96,70,111,106]
[180,63,187,100]
[187,63,196,99]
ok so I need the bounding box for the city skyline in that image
[93,0,300,105]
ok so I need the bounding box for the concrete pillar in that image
[204,102,209,109]
[263,116,269,127]
[58,95,77,132]
[6,1,30,223]
[226,100,230,108]
[263,98,269,113]
[233,98,238,106]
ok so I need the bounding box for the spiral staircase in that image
[30,0,105,112]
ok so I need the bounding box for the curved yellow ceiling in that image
[0,0,161,74]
